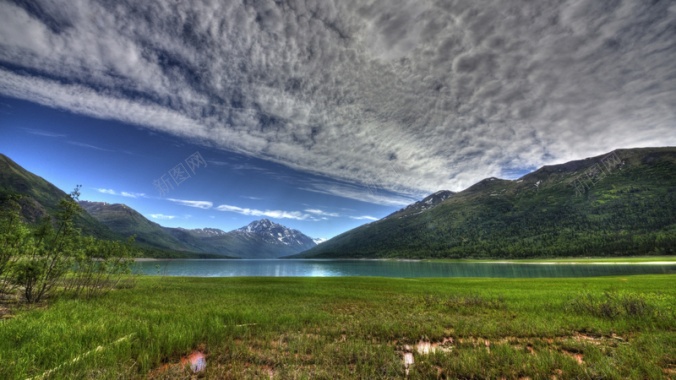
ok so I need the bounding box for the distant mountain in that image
[0,153,117,240]
[230,219,317,257]
[295,147,676,259]
[81,200,316,258]
[162,219,316,258]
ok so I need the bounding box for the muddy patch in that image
[562,350,584,364]
[403,350,414,375]
[149,349,206,379]
[397,338,455,374]
[395,332,629,375]
[416,338,453,355]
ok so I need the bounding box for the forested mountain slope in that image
[296,147,676,259]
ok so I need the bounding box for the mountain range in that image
[161,217,317,258]
[3,147,675,260]
[0,153,317,258]
[295,147,676,259]
[78,201,318,258]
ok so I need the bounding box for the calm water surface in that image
[134,259,676,278]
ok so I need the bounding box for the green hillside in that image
[0,153,209,258]
[297,147,676,259]
[78,201,191,252]
[0,153,117,240]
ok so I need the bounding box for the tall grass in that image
[566,290,670,319]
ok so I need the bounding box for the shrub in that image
[0,186,135,305]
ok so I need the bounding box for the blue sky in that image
[1,1,675,239]
[0,97,410,239]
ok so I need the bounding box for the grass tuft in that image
[566,290,671,320]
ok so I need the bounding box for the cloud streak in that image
[96,188,145,198]
[305,209,340,218]
[67,141,114,152]
[149,214,175,220]
[121,191,146,198]
[216,204,313,221]
[167,198,213,209]
[300,179,418,207]
[22,128,66,138]
[350,215,379,221]
[1,0,675,194]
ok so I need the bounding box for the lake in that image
[133,259,676,278]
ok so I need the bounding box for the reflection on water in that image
[134,259,676,278]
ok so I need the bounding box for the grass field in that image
[2,275,675,379]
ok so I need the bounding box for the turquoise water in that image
[134,259,676,278]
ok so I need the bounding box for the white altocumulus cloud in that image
[2,0,675,196]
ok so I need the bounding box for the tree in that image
[0,194,29,295]
[15,186,82,303]
[65,236,134,299]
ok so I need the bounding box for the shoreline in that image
[134,256,676,264]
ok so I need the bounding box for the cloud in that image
[300,179,418,207]
[96,188,146,198]
[349,215,379,221]
[121,191,146,198]
[1,0,675,194]
[304,209,340,218]
[149,214,175,220]
[216,204,376,222]
[241,196,264,200]
[22,128,66,138]
[304,207,378,221]
[167,198,213,209]
[216,204,313,221]
[67,141,114,152]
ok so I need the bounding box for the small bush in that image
[0,187,135,307]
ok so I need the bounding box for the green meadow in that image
[2,274,675,379]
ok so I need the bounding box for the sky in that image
[1,0,675,239]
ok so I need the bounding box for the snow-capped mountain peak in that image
[236,219,317,249]
[240,218,277,233]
